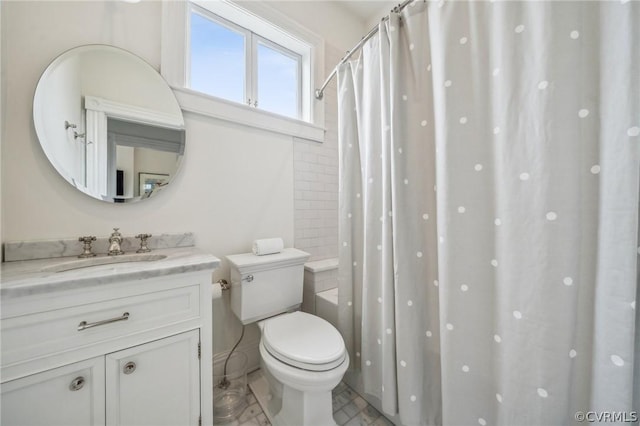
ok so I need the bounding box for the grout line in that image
[235,369,393,426]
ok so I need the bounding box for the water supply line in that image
[214,278,244,390]
[216,325,246,390]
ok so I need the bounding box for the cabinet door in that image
[106,330,200,426]
[1,357,105,426]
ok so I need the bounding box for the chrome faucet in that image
[135,234,152,253]
[78,236,97,258]
[108,228,124,256]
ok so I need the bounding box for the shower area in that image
[322,1,639,424]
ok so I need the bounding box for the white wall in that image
[364,1,397,30]
[134,148,178,196]
[262,1,365,51]
[80,48,182,117]
[1,0,365,367]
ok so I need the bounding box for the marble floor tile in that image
[334,409,351,425]
[342,401,361,418]
[333,391,353,412]
[216,371,394,426]
[371,415,395,426]
[344,412,370,426]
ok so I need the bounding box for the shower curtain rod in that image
[314,0,415,100]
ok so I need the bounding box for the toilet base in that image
[273,385,336,426]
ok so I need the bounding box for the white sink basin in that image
[41,254,168,273]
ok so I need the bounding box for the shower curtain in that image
[337,1,639,425]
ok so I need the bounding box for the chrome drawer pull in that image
[69,376,85,391]
[77,312,129,331]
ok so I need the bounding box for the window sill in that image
[172,87,325,142]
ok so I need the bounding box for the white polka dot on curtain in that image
[611,355,624,366]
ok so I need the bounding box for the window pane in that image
[257,42,299,119]
[190,12,245,103]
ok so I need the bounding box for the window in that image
[190,12,246,105]
[161,0,325,141]
[188,4,302,120]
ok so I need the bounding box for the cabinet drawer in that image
[1,285,200,366]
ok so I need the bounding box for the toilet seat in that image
[262,311,346,372]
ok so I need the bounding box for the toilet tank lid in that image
[226,248,310,273]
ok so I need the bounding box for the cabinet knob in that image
[123,361,137,375]
[69,376,85,391]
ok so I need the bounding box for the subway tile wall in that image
[293,45,343,261]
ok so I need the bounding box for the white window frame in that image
[162,0,325,142]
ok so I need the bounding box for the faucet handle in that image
[135,234,152,253]
[78,236,97,258]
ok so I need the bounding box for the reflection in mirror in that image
[33,45,185,203]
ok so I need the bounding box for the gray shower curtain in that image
[337,1,639,425]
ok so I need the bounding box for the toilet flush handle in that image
[243,275,254,283]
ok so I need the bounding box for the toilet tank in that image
[226,248,310,325]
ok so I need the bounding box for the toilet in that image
[226,248,349,426]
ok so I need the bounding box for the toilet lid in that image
[262,311,346,371]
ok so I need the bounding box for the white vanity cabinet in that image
[0,257,217,426]
[1,356,106,426]
[106,330,200,426]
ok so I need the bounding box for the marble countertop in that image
[0,247,220,299]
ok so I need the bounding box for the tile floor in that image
[331,382,394,426]
[215,372,394,426]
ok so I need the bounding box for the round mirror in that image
[33,45,185,203]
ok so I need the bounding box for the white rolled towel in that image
[252,238,284,256]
